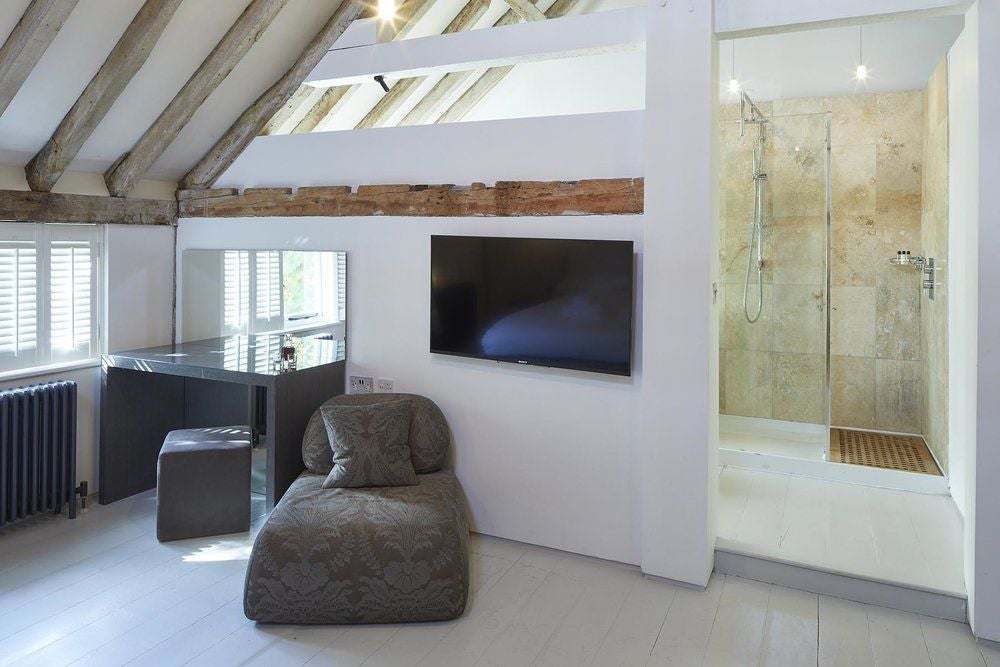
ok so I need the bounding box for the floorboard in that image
[0,490,987,666]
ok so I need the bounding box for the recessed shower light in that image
[377,0,395,19]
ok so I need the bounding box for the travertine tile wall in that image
[719,89,931,431]
[719,100,828,424]
[922,58,949,470]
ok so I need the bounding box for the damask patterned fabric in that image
[243,471,470,624]
[302,394,450,475]
[321,401,417,488]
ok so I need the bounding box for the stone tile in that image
[875,358,923,433]
[724,283,772,351]
[771,113,828,153]
[772,216,826,286]
[876,141,922,215]
[876,89,923,148]
[719,349,727,413]
[831,355,876,429]
[830,214,877,287]
[772,145,826,217]
[772,97,831,116]
[772,353,826,424]
[721,216,773,285]
[876,210,922,271]
[722,349,772,419]
[772,284,826,355]
[875,269,921,361]
[831,144,876,216]
[831,93,876,147]
[830,286,877,357]
[925,58,948,130]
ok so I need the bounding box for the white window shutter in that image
[0,243,39,367]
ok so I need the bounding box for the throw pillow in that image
[320,401,417,488]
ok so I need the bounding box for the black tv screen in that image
[430,236,635,376]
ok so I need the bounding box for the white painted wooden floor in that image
[718,466,966,597]
[0,489,993,666]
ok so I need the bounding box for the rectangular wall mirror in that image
[182,249,347,342]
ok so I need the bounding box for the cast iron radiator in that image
[0,381,83,526]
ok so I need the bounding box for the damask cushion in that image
[302,393,451,475]
[321,401,417,488]
[244,471,470,624]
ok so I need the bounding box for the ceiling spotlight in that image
[728,79,741,94]
[856,64,868,80]
[377,0,395,19]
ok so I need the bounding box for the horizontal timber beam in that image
[0,190,176,225]
[305,6,645,87]
[178,178,644,218]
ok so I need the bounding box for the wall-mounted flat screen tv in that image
[430,236,635,376]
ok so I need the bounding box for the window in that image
[0,223,101,374]
[221,250,344,335]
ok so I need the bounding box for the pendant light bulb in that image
[377,0,395,19]
[728,40,740,95]
[855,25,868,81]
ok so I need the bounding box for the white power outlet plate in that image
[349,376,373,393]
[375,378,395,393]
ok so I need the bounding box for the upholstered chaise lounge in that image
[243,394,470,624]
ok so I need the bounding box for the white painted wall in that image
[463,50,646,123]
[184,109,647,565]
[718,15,964,102]
[973,0,1000,643]
[947,3,976,527]
[715,0,970,35]
[0,167,174,492]
[216,111,643,189]
[639,0,717,585]
[176,215,644,565]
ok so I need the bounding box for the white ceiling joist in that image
[305,6,645,88]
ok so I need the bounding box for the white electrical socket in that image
[349,376,373,393]
[375,378,395,393]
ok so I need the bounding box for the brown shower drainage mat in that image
[829,428,942,476]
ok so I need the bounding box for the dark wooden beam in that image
[180,1,364,190]
[177,178,644,218]
[0,0,79,118]
[105,0,291,198]
[0,190,176,225]
[26,0,184,192]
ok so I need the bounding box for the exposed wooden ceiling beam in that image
[285,0,431,135]
[105,0,291,198]
[438,0,581,124]
[177,178,644,218]
[399,2,527,127]
[0,189,175,225]
[306,2,635,87]
[503,0,546,22]
[291,85,354,133]
[180,1,364,190]
[260,84,317,136]
[0,0,79,118]
[355,0,490,130]
[25,0,183,192]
